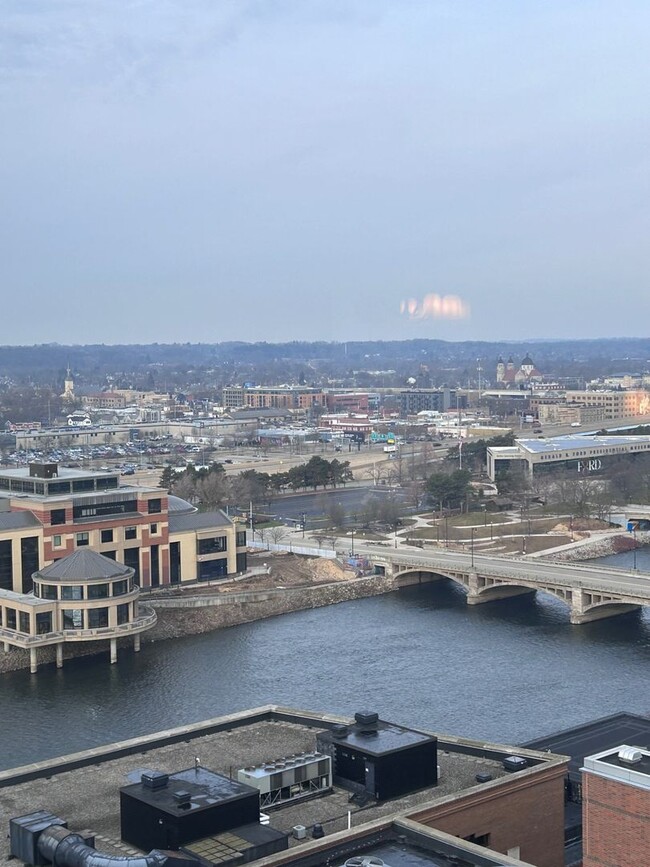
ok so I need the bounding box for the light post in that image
[471,527,476,568]
[445,516,449,548]
[301,512,306,539]
[351,529,355,557]
[634,528,638,571]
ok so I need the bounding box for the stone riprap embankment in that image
[0,553,393,674]
[541,533,640,562]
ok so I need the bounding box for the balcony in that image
[0,605,157,648]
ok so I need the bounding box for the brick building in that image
[0,463,246,594]
[582,743,650,867]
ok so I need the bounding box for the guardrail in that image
[0,607,157,647]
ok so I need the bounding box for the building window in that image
[101,529,114,544]
[18,611,31,634]
[113,579,128,596]
[87,608,109,628]
[197,536,227,555]
[87,583,109,600]
[117,603,130,625]
[150,544,160,588]
[103,550,116,560]
[148,498,162,514]
[150,523,158,535]
[40,584,58,600]
[125,526,137,540]
[236,531,247,547]
[464,834,491,848]
[62,609,84,629]
[53,535,62,548]
[198,559,228,581]
[6,608,17,630]
[123,548,140,582]
[0,540,12,591]
[50,508,66,525]
[36,612,52,634]
[61,585,84,601]
[170,541,181,585]
[21,536,39,594]
[76,532,89,547]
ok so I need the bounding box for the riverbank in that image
[0,553,394,675]
[539,532,642,562]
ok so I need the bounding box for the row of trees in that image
[161,455,353,511]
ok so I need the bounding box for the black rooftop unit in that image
[316,711,438,802]
[29,462,58,479]
[120,767,260,852]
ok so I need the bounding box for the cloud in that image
[400,294,471,321]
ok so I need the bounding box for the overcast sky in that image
[2,1,649,345]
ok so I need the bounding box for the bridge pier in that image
[466,572,536,605]
[570,589,641,624]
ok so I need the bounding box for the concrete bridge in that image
[355,545,650,624]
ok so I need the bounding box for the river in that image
[3,548,650,771]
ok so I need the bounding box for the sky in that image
[1,0,649,345]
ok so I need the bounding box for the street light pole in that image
[634,528,638,571]
[301,512,306,539]
[471,527,475,569]
[351,529,355,556]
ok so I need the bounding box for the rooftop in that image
[516,434,650,455]
[523,711,650,781]
[0,707,565,867]
[37,549,133,582]
[583,744,650,790]
[169,510,233,532]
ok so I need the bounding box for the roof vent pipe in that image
[38,825,169,867]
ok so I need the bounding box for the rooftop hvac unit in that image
[237,752,332,807]
[502,756,528,773]
[618,747,643,764]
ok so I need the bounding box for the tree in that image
[197,470,230,510]
[426,469,471,509]
[328,459,353,487]
[159,464,175,491]
[327,501,346,529]
[304,456,331,490]
[172,474,197,504]
[268,526,288,545]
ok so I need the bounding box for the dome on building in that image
[168,495,198,514]
[37,549,132,581]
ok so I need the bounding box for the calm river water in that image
[2,550,650,772]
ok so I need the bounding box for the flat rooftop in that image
[0,707,563,867]
[523,711,650,780]
[515,435,650,455]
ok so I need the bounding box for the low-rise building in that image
[487,434,650,480]
[0,463,247,594]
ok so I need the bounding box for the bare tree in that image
[268,526,288,545]
[172,474,197,504]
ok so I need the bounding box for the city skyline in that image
[2,1,650,345]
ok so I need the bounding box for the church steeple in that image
[62,364,75,402]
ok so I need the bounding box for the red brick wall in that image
[583,771,650,866]
[408,764,567,867]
